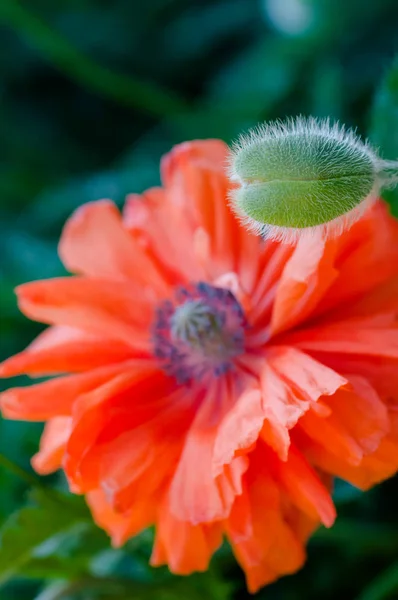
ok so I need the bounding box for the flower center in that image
[152,282,247,383]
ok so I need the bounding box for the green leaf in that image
[35,572,234,600]
[0,489,91,586]
[23,525,111,581]
[312,519,398,557]
[357,562,398,600]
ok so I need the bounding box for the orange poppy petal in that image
[271,233,339,336]
[0,362,135,421]
[248,244,294,326]
[310,353,398,403]
[297,377,393,481]
[86,389,195,512]
[170,445,247,524]
[288,318,398,358]
[64,366,164,491]
[268,346,348,401]
[31,416,72,474]
[227,471,305,593]
[301,435,398,490]
[16,277,152,348]
[258,359,320,460]
[316,200,398,315]
[0,326,136,377]
[87,488,156,547]
[161,140,244,278]
[150,499,223,574]
[59,200,169,294]
[161,140,228,186]
[327,376,389,454]
[329,277,398,322]
[273,444,336,527]
[169,381,249,523]
[124,189,205,283]
[213,387,264,474]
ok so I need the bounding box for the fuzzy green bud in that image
[228,117,398,242]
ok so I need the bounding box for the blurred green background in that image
[1,1,398,599]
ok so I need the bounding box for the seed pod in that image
[228,117,398,243]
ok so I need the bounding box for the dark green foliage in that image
[0,1,397,599]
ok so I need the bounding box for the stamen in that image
[152,283,247,384]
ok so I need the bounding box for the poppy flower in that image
[1,140,397,593]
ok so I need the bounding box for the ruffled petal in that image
[16,278,152,348]
[297,376,391,473]
[59,200,169,294]
[0,326,135,377]
[299,435,398,490]
[268,346,348,402]
[125,140,236,284]
[213,387,264,474]
[124,188,204,283]
[315,200,398,315]
[169,381,248,523]
[226,449,306,594]
[64,366,166,491]
[247,243,294,327]
[259,359,317,460]
[0,362,137,420]
[272,444,336,527]
[87,488,155,547]
[313,353,398,403]
[31,417,72,474]
[87,388,196,512]
[160,140,245,278]
[271,233,339,336]
[151,498,223,574]
[328,277,398,322]
[288,317,398,358]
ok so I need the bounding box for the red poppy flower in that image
[1,140,397,593]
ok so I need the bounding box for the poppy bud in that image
[228,116,398,243]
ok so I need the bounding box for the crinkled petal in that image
[0,326,135,377]
[59,200,169,294]
[226,452,305,594]
[301,435,398,490]
[170,381,248,523]
[248,244,294,327]
[313,353,398,403]
[89,389,196,512]
[288,319,398,358]
[64,366,165,491]
[213,387,264,474]
[160,140,247,278]
[297,376,393,478]
[271,233,339,336]
[273,444,336,527]
[124,189,204,283]
[0,362,138,420]
[268,346,348,402]
[87,488,156,547]
[31,417,72,474]
[315,200,398,316]
[151,498,223,574]
[259,358,316,459]
[16,278,152,348]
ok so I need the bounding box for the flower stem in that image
[0,452,41,487]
